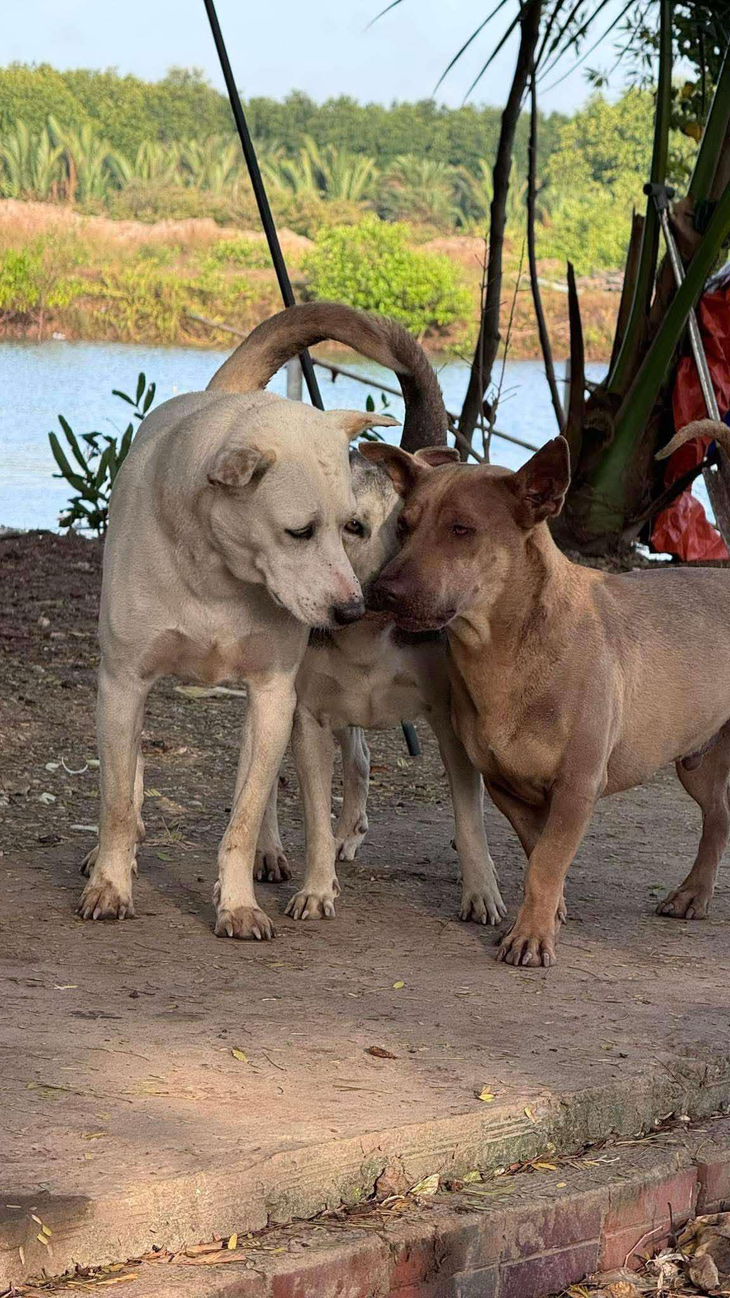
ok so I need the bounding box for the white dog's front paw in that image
[459,883,508,926]
[254,846,292,883]
[335,815,368,861]
[78,876,135,921]
[285,882,339,920]
[81,844,138,879]
[214,905,275,940]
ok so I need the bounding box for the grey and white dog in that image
[254,376,507,928]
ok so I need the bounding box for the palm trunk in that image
[457,0,542,455]
[527,72,564,432]
[604,0,673,399]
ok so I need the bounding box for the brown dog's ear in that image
[413,446,461,467]
[207,445,276,488]
[507,436,571,527]
[358,442,423,497]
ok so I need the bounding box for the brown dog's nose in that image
[332,598,365,626]
[371,575,403,612]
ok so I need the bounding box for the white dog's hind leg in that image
[285,706,340,920]
[254,777,292,882]
[334,726,370,861]
[428,708,507,926]
[214,675,296,940]
[78,666,149,920]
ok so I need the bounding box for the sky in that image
[5,0,636,113]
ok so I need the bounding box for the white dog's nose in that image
[331,598,365,626]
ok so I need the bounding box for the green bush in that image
[0,246,79,315]
[104,180,237,224]
[204,236,271,269]
[303,216,470,336]
[538,181,636,276]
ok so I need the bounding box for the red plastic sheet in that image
[650,283,730,560]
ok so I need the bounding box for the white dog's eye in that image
[286,523,315,540]
[344,519,366,538]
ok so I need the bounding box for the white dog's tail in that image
[207,302,447,452]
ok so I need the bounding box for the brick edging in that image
[33,1118,730,1298]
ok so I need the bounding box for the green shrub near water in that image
[0,245,80,315]
[303,217,470,337]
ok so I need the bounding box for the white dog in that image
[79,304,420,939]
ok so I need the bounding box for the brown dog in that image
[361,421,730,968]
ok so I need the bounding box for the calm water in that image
[0,339,703,530]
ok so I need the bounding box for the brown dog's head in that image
[359,437,571,631]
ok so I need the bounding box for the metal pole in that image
[202,0,324,410]
[286,357,303,402]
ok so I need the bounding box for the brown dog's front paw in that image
[254,848,292,883]
[657,885,712,921]
[285,885,338,921]
[214,906,275,940]
[497,908,558,968]
[78,878,135,921]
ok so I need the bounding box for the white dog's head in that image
[203,394,396,629]
[204,302,451,629]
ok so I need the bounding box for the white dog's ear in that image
[207,445,276,488]
[327,410,400,441]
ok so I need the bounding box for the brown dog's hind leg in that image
[658,726,730,920]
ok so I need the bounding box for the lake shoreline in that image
[0,324,569,366]
[2,341,597,533]
[0,201,621,362]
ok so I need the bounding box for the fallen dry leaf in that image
[183,1240,224,1257]
[227,1232,238,1250]
[231,1048,249,1064]
[409,1174,439,1197]
[476,1087,495,1102]
[392,980,405,990]
[366,1046,397,1060]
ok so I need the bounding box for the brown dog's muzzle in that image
[370,558,455,631]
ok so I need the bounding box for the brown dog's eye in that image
[451,523,475,538]
[396,516,410,538]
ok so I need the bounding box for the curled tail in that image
[207,301,447,451]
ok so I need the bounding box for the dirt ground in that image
[2,532,730,1284]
